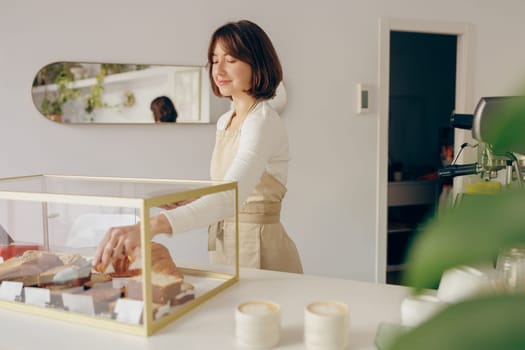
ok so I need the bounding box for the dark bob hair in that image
[207,20,282,100]
[150,96,178,123]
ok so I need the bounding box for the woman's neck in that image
[232,96,258,120]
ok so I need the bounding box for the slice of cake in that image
[126,272,182,305]
[172,282,195,306]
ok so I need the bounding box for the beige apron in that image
[208,128,303,274]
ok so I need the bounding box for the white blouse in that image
[163,101,289,234]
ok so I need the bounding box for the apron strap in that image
[208,220,223,251]
[208,201,282,251]
[231,201,281,224]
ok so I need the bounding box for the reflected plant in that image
[100,63,126,75]
[34,62,73,86]
[84,72,109,114]
[84,71,137,119]
[41,71,79,120]
[123,91,135,107]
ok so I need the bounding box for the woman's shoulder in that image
[241,101,287,147]
[245,101,282,128]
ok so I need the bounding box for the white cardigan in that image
[163,101,289,234]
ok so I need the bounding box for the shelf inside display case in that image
[0,175,239,336]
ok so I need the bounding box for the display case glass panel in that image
[0,175,238,335]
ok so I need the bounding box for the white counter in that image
[0,268,410,349]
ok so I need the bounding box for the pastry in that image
[127,271,182,304]
[172,282,195,306]
[83,273,113,288]
[83,285,123,314]
[150,242,183,279]
[0,251,64,286]
[38,265,88,286]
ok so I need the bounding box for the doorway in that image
[376,19,473,284]
[387,31,456,285]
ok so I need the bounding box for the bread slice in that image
[150,242,183,279]
[83,273,112,289]
[127,272,182,305]
[38,265,75,285]
[172,282,195,306]
[0,251,63,286]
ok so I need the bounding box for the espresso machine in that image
[438,96,525,188]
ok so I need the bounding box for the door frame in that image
[376,18,473,283]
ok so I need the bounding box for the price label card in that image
[115,298,143,324]
[24,287,50,307]
[0,281,23,301]
[62,293,95,316]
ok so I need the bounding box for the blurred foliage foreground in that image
[388,95,525,350]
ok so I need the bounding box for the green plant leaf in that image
[404,190,525,289]
[393,90,525,350]
[388,294,525,350]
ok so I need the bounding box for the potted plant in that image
[84,70,136,121]
[84,71,108,117]
[387,94,525,349]
[40,70,79,122]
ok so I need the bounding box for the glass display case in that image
[0,175,238,336]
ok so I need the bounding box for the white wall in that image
[1,0,525,282]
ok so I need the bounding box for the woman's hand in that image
[93,214,173,271]
[93,223,141,272]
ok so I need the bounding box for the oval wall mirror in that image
[31,62,231,124]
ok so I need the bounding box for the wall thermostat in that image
[357,83,371,114]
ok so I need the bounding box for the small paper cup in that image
[438,266,492,303]
[304,301,349,350]
[401,294,447,327]
[235,300,280,348]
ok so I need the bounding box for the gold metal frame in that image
[0,174,239,336]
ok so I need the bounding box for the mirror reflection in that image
[31,62,230,124]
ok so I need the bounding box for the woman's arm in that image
[94,104,286,267]
[163,105,285,233]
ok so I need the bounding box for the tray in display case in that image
[0,174,239,336]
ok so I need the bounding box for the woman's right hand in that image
[93,214,173,272]
[93,223,142,272]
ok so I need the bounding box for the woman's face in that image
[211,41,252,99]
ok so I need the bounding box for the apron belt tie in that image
[208,201,281,251]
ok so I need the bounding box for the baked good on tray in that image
[0,250,93,287]
[172,282,196,306]
[0,251,64,286]
[83,284,123,314]
[93,242,183,279]
[150,242,183,279]
[0,243,195,310]
[127,271,183,304]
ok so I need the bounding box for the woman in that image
[94,20,303,274]
[151,96,178,123]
